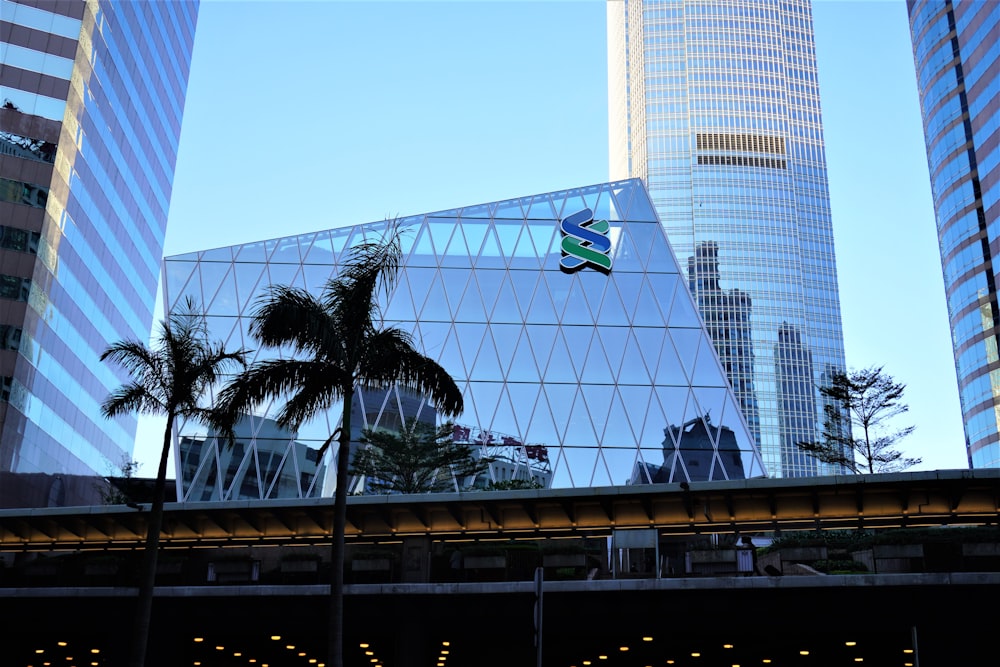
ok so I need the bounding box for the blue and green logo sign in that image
[559,208,613,273]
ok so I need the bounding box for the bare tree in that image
[798,366,919,474]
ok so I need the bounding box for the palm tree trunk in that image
[129,412,173,667]
[329,386,353,667]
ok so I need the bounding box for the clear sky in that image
[133,0,969,476]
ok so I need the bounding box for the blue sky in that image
[134,0,967,475]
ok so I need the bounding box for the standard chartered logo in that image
[559,208,613,273]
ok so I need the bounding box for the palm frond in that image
[249,284,340,354]
[102,382,165,418]
[359,329,464,417]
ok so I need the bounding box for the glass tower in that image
[908,0,999,469]
[0,0,200,506]
[163,179,767,500]
[607,0,848,477]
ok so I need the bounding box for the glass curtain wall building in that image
[162,179,766,500]
[0,0,200,506]
[607,0,848,477]
[908,0,999,469]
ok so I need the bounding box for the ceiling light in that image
[442,642,450,647]
[903,650,914,654]
[691,653,701,658]
[359,644,369,649]
[845,641,856,647]
[724,644,734,649]
[620,647,629,652]
[642,637,653,642]
[799,650,809,656]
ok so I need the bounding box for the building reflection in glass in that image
[164,179,768,497]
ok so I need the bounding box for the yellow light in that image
[310,661,317,664]
[298,653,306,657]
[599,656,608,661]
[437,664,444,667]
[620,647,629,652]
[903,650,914,654]
[442,651,449,655]
[845,641,856,647]
[89,650,99,655]
[854,659,863,663]
[194,638,204,643]
[370,660,378,664]
[905,663,914,666]
[442,642,450,647]
[667,661,675,665]
[642,637,653,642]
[583,662,591,665]
[36,651,45,654]
[216,647,224,651]
[91,664,98,666]
[799,651,809,656]
[234,653,242,657]
[724,644,734,649]
[365,653,373,657]
[58,643,67,648]
[271,636,281,641]
[194,664,200,666]
[692,653,701,658]
[286,646,295,650]
[359,644,369,649]
[763,661,772,665]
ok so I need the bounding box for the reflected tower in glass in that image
[908,0,999,469]
[607,0,848,477]
[163,179,767,500]
[0,0,200,506]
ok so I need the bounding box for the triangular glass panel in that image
[266,262,303,291]
[469,335,503,381]
[525,277,558,324]
[669,328,703,383]
[440,222,473,268]
[164,261,198,311]
[473,270,503,318]
[302,264,335,293]
[632,275,669,326]
[557,277,594,326]
[491,272,522,324]
[579,331,613,383]
[467,380,502,430]
[426,217,458,262]
[668,283,704,329]
[526,194,556,220]
[200,246,234,263]
[617,329,652,385]
[579,384,614,444]
[541,383,578,442]
[560,446,599,487]
[654,385,690,435]
[417,270,451,321]
[491,385,520,438]
[509,224,542,270]
[564,396,599,447]
[595,277,629,326]
[235,240,268,263]
[385,270,417,321]
[302,230,335,266]
[590,449,616,487]
[440,267,472,317]
[613,224,648,272]
[526,220,558,259]
[454,322,487,377]
[654,333,689,386]
[488,323,521,378]
[646,273,680,324]
[476,226,506,270]
[594,325,628,379]
[505,329,541,382]
[271,236,303,264]
[605,387,638,447]
[407,222,436,267]
[494,219,522,262]
[523,388,559,452]
[645,227,678,274]
[461,219,488,258]
[493,197,524,221]
[541,330,579,384]
[201,263,239,316]
[690,337,727,388]
[454,272,489,323]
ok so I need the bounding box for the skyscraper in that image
[907,0,998,469]
[0,0,200,506]
[607,0,849,477]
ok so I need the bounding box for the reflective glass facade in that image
[0,0,200,506]
[163,179,766,499]
[908,0,999,469]
[608,0,848,477]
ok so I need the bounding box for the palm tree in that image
[213,223,463,667]
[100,296,246,667]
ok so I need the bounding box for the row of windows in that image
[696,155,787,169]
[0,177,49,209]
[695,132,785,155]
[0,274,31,302]
[0,225,41,254]
[0,131,57,164]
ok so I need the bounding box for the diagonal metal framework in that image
[162,179,768,500]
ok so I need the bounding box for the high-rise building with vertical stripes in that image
[908,0,998,469]
[607,0,848,477]
[0,0,200,506]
